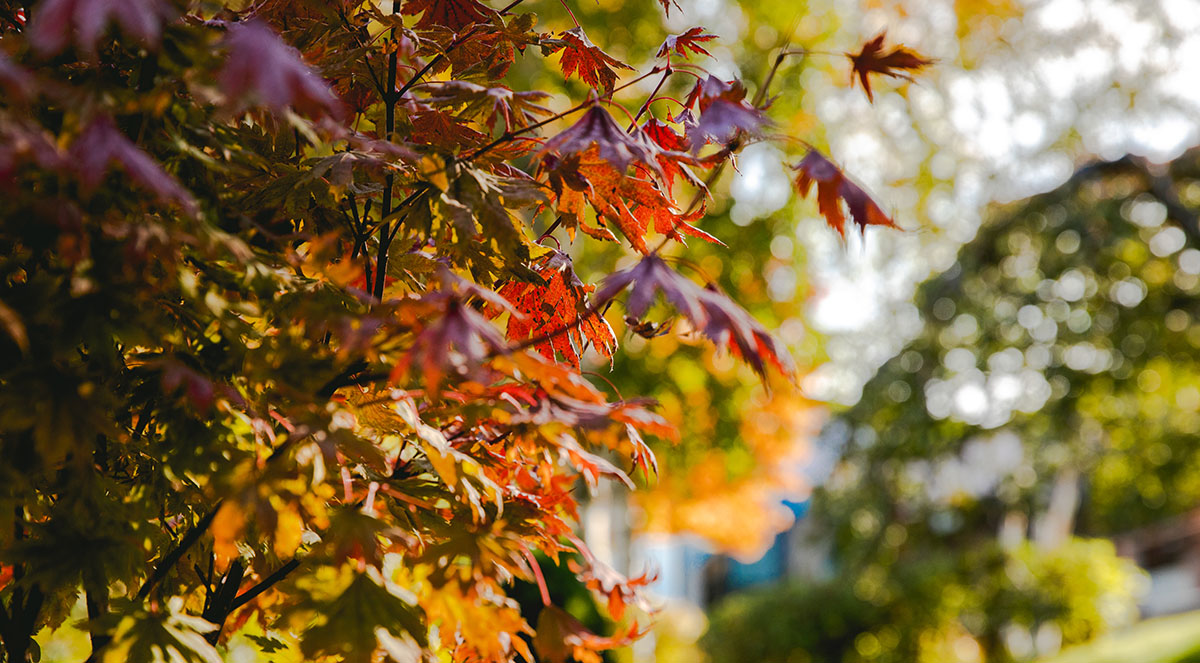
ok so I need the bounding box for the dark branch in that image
[136,503,222,602]
[229,559,301,612]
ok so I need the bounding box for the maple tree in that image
[0,1,927,662]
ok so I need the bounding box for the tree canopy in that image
[0,1,927,662]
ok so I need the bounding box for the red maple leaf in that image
[596,256,794,378]
[70,116,196,214]
[848,31,933,102]
[656,27,717,59]
[488,250,617,368]
[400,0,494,31]
[26,0,175,58]
[219,21,344,119]
[638,118,706,195]
[545,27,633,94]
[792,147,898,237]
[408,107,491,149]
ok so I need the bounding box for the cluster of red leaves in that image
[538,105,719,251]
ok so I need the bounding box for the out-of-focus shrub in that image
[702,538,1144,663]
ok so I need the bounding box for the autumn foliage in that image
[0,1,926,662]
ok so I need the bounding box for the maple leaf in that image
[400,0,495,31]
[683,75,768,151]
[70,116,196,214]
[542,145,711,252]
[685,75,747,111]
[425,81,552,132]
[219,21,343,119]
[408,107,491,149]
[638,118,706,195]
[535,605,642,663]
[539,104,664,177]
[26,0,175,58]
[569,544,655,621]
[848,31,933,102]
[595,256,794,378]
[688,98,769,152]
[487,250,616,368]
[633,199,723,246]
[425,12,538,81]
[656,27,717,60]
[390,269,515,393]
[544,27,633,94]
[792,147,898,237]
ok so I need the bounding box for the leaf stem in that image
[628,65,672,130]
[461,67,661,162]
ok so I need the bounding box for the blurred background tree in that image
[704,149,1200,663]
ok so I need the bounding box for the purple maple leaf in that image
[219,21,343,120]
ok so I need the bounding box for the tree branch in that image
[373,0,402,301]
[199,558,300,646]
[229,559,301,612]
[136,503,222,602]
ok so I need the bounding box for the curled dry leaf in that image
[848,31,933,102]
[792,147,898,237]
